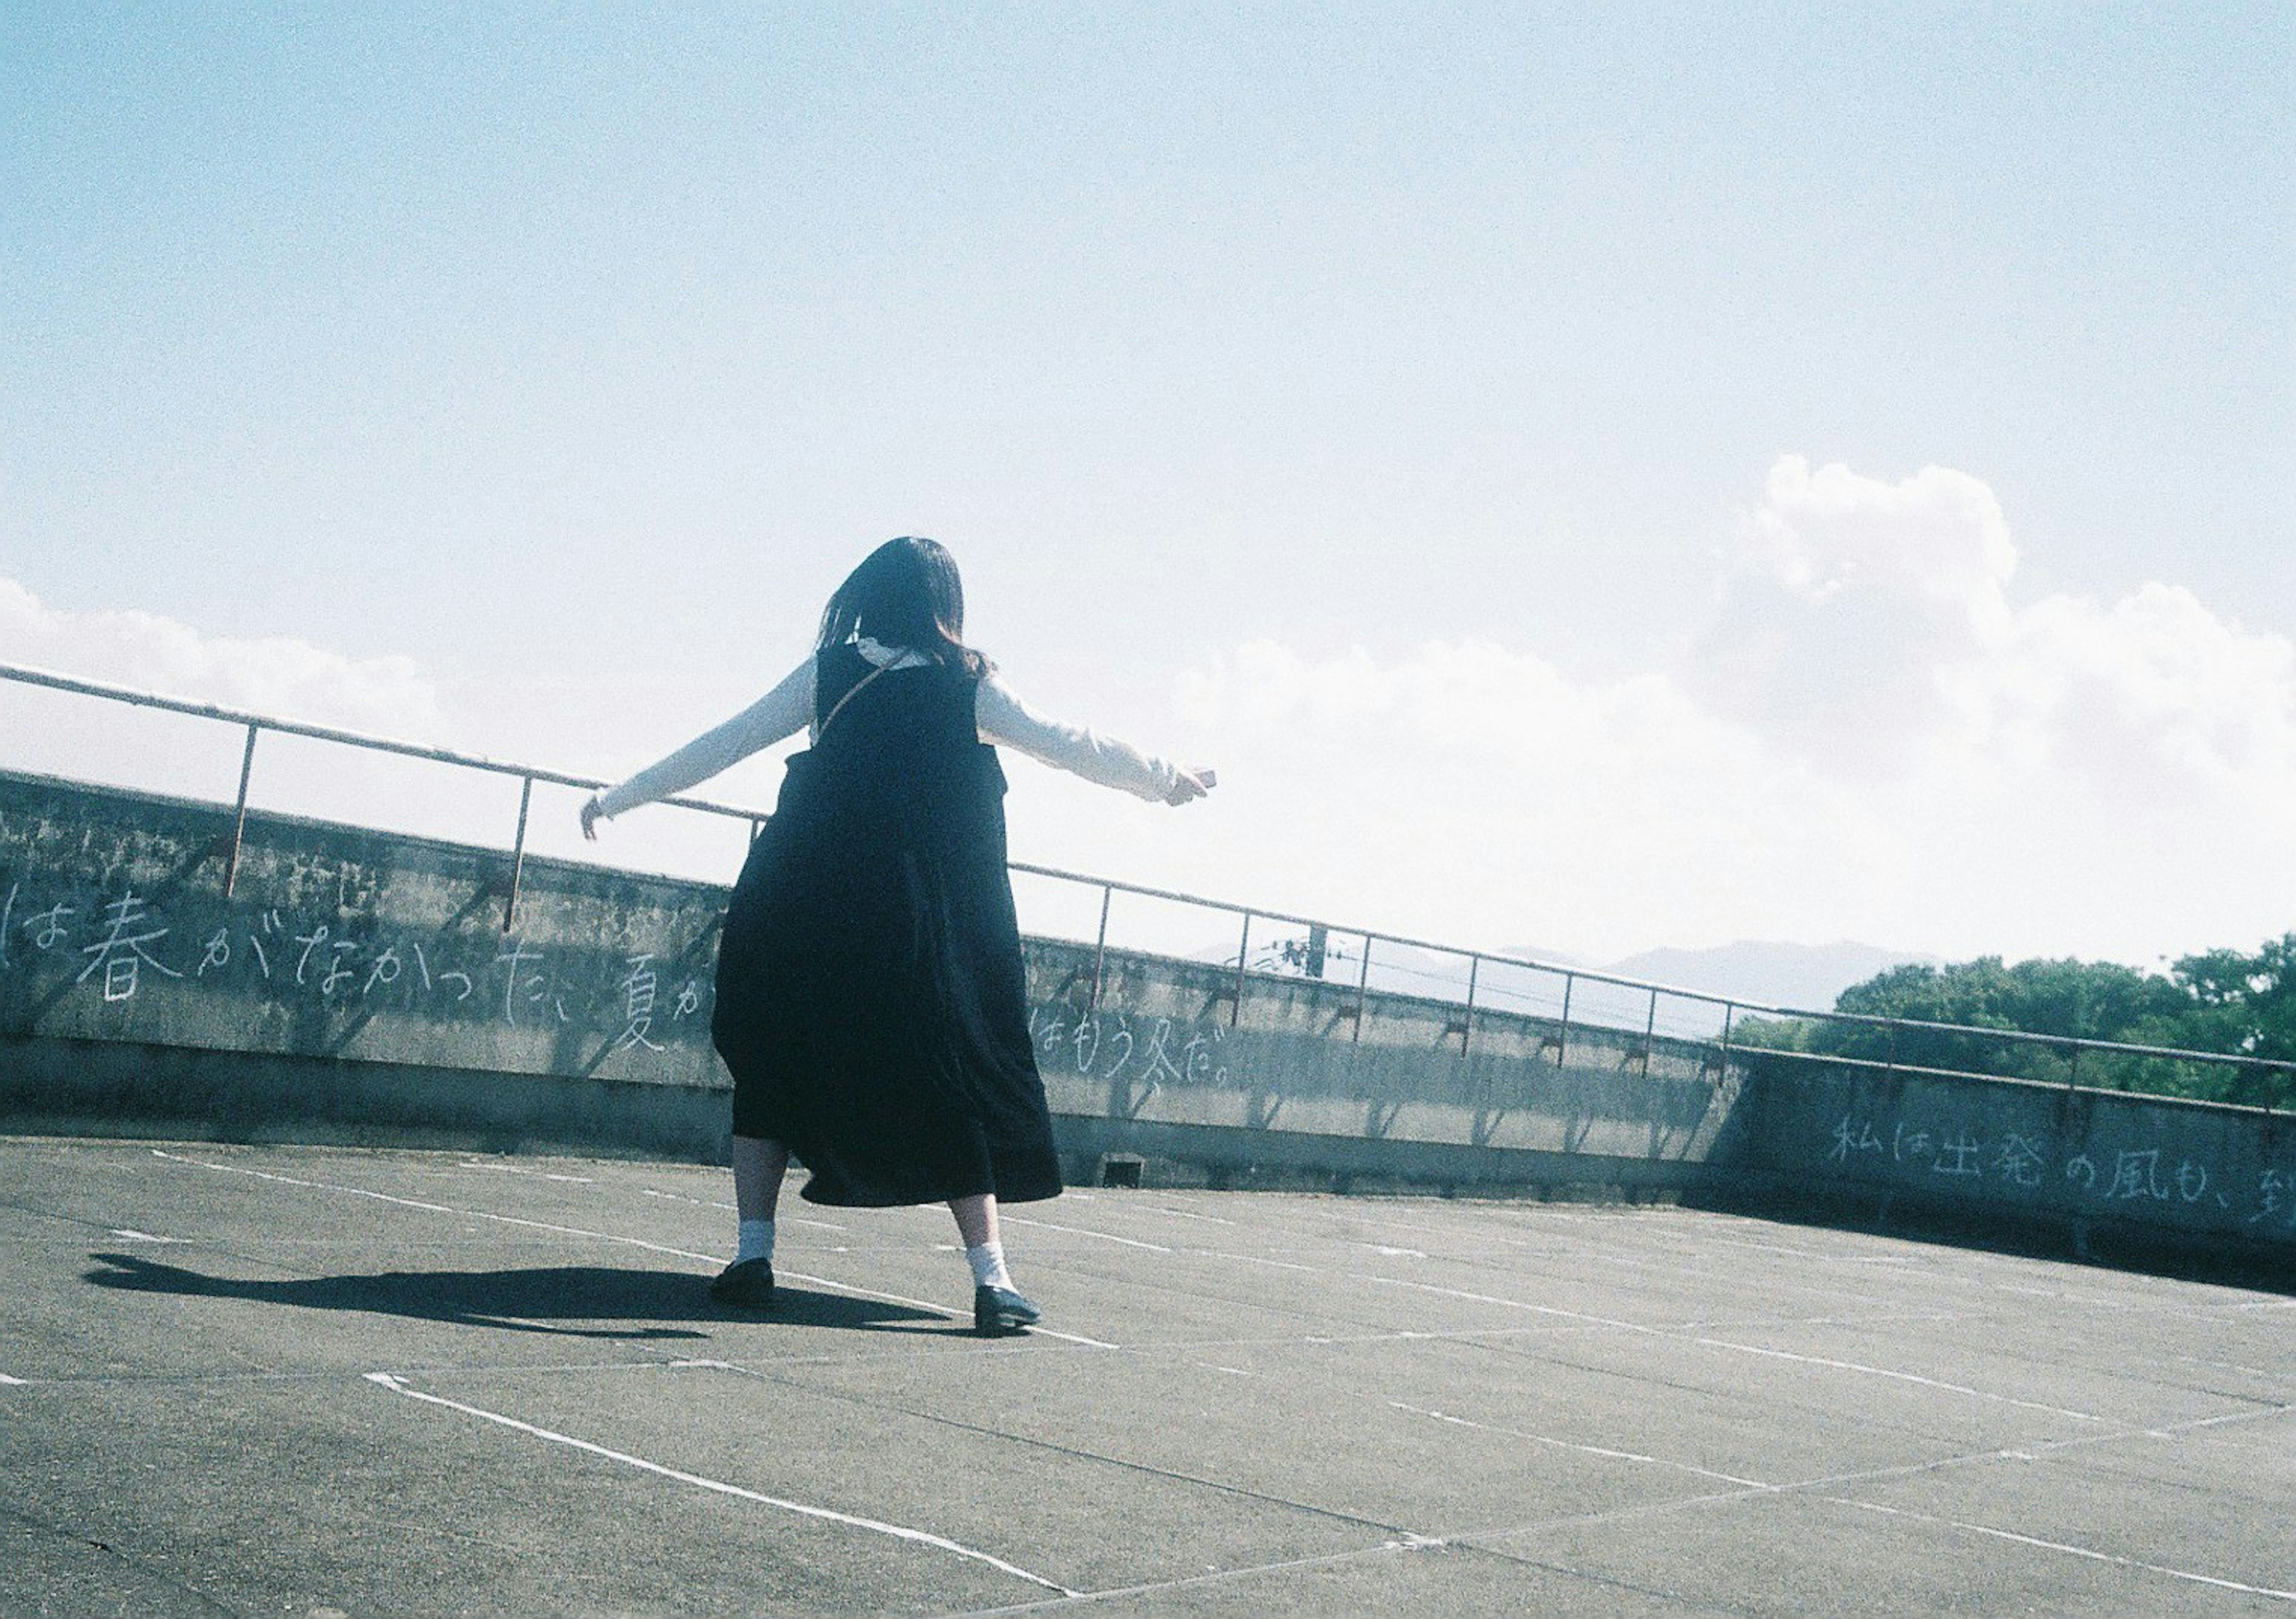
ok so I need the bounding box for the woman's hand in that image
[1165,766,1217,807]
[579,795,606,841]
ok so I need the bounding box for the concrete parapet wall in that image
[6,766,2291,1266]
[0,771,728,1089]
[0,769,1732,1197]
[1023,938,1734,1165]
[1734,1053,2296,1261]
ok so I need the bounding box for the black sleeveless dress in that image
[709,643,1063,1207]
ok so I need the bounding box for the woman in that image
[582,537,1213,1336]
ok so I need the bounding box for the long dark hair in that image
[816,536,991,681]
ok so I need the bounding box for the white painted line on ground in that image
[2173,1353,2283,1383]
[1686,1336,2109,1424]
[1034,1329,1120,1349]
[1724,1396,2296,1507]
[1385,1400,1770,1489]
[455,1161,593,1184]
[1362,1268,2118,1423]
[1825,1495,2296,1604]
[0,1373,26,1386]
[936,1536,1447,1617]
[1675,1309,1962,1334]
[107,1229,184,1243]
[364,1372,1077,1596]
[1452,1399,2296,1571]
[151,1150,723,1264]
[1066,1192,1238,1227]
[1003,1216,1173,1254]
[636,1185,846,1231]
[2141,1401,2296,1438]
[1075,1396,2291,1619]
[1364,1271,1656,1334]
[1184,1250,1317,1274]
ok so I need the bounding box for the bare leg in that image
[954,1192,1037,1333]
[712,1135,787,1308]
[732,1135,789,1223]
[948,1192,1000,1248]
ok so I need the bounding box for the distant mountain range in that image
[1592,940,1941,1014]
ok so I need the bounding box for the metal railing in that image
[5,658,2291,1110]
[0,662,769,931]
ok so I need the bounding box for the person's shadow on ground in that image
[84,1253,948,1340]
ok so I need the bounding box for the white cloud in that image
[8,458,2291,976]
[1996,582,2296,798]
[1698,456,2020,769]
[1168,635,1905,963]
[0,576,450,740]
[0,573,475,841]
[0,575,765,889]
[1702,456,2296,801]
[1166,458,2296,965]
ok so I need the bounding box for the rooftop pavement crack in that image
[932,1517,1751,1618]
[1451,1543,1769,1619]
[0,1504,249,1617]
[697,1355,1430,1543]
[1442,1401,2296,1564]
[1427,1313,2086,1450]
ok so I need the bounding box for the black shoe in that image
[973,1284,1041,1337]
[709,1256,775,1311]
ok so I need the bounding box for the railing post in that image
[222,722,259,899]
[1231,911,1251,1028]
[2068,1040,2082,1090]
[1352,933,1373,1046]
[502,775,535,933]
[1641,986,1659,1074]
[1089,884,1112,1010]
[749,817,764,846]
[1555,973,1573,1069]
[1460,954,1479,1057]
[1717,1001,1735,1078]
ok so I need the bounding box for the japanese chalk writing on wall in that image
[1027,1005,1231,1090]
[0,871,715,1065]
[1822,1108,2295,1233]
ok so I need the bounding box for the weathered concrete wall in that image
[0,769,728,1085]
[6,768,2291,1267]
[1022,941,1739,1190]
[1728,1055,2296,1261]
[0,768,1733,1195]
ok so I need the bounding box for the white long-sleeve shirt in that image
[593,639,1182,820]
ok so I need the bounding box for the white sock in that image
[965,1241,1012,1291]
[736,1218,775,1265]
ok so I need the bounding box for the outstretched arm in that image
[975,673,1214,807]
[582,658,814,838]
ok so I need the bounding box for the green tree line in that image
[1732,934,2296,1111]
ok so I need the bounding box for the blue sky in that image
[4,4,2291,968]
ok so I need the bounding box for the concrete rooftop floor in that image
[3,1134,2291,1618]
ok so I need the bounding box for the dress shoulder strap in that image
[811,661,891,746]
